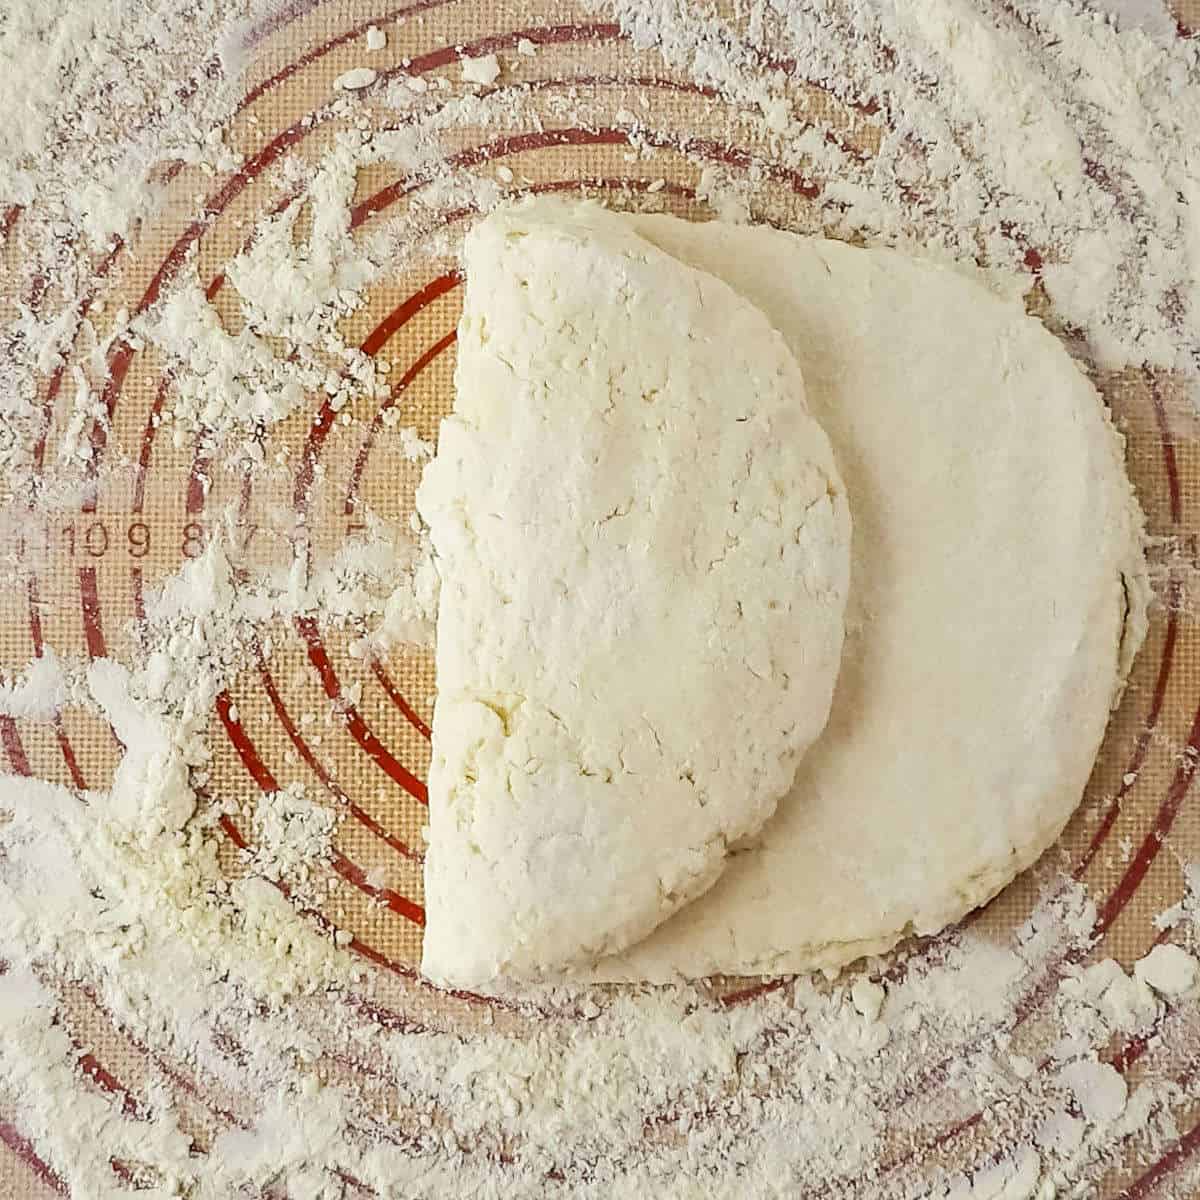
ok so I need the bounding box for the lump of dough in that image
[593,216,1149,982]
[418,201,851,986]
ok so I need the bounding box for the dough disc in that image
[593,215,1148,981]
[418,203,852,986]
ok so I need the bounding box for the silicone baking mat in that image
[1,1,1198,1195]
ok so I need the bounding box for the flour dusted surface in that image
[0,0,1197,1195]
[418,200,850,985]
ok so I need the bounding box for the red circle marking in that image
[374,22,622,90]
[32,237,125,479]
[1117,1115,1200,1199]
[0,1119,67,1196]
[25,576,88,790]
[350,125,817,231]
[238,0,461,111]
[1094,690,1200,936]
[1149,372,1183,523]
[130,377,173,515]
[513,74,873,164]
[848,1009,1200,1198]
[369,658,432,742]
[292,615,426,804]
[342,328,458,517]
[214,689,425,926]
[77,974,250,1131]
[254,646,424,862]
[0,716,30,777]
[359,274,461,356]
[292,278,461,513]
[77,565,106,660]
[1075,581,1179,878]
[75,1043,145,1121]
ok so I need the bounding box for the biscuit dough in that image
[418,203,852,986]
[594,215,1148,980]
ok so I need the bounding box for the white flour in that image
[0,0,1199,1196]
[244,781,342,906]
[608,0,1200,375]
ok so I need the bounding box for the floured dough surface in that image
[418,203,851,986]
[592,217,1148,981]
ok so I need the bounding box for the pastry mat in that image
[1,1,1198,1195]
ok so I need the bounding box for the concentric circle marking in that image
[5,6,1198,1195]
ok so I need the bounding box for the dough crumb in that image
[333,67,377,91]
[397,425,434,462]
[461,53,500,85]
[1133,943,1199,997]
[1057,1059,1127,1124]
[365,25,386,51]
[851,978,886,1022]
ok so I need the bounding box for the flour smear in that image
[0,0,1199,1196]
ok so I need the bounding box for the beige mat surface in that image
[1,1,1198,1195]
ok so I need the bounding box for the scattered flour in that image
[601,0,1200,377]
[0,648,71,719]
[134,278,314,449]
[245,782,340,906]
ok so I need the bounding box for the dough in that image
[418,203,852,985]
[591,215,1148,981]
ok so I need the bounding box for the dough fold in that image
[418,202,852,986]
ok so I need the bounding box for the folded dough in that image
[418,202,852,986]
[593,215,1148,981]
